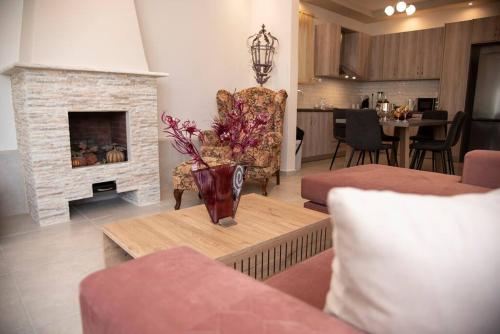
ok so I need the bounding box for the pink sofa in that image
[302,150,500,213]
[79,150,499,333]
[80,247,359,334]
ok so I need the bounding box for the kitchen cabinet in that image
[396,28,443,80]
[471,15,500,43]
[341,31,370,78]
[298,12,315,84]
[315,23,341,77]
[420,28,444,79]
[382,33,400,80]
[368,35,385,81]
[397,30,420,79]
[439,20,473,157]
[297,110,337,161]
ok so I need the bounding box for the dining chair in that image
[410,110,448,143]
[345,109,394,167]
[381,129,399,166]
[329,109,347,170]
[410,111,465,174]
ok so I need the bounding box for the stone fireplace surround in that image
[4,63,167,225]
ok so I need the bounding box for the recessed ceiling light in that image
[468,2,473,5]
[352,76,357,80]
[396,1,407,12]
[406,4,416,15]
[344,75,349,79]
[385,5,395,16]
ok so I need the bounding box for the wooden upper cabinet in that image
[420,28,444,79]
[396,28,443,80]
[397,31,420,79]
[315,23,341,77]
[382,33,400,80]
[368,35,384,81]
[439,20,473,119]
[341,31,370,79]
[298,12,315,84]
[472,15,500,43]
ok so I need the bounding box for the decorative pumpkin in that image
[71,157,85,167]
[106,146,125,163]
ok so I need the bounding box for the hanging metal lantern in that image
[248,24,278,86]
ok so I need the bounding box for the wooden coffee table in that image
[102,194,331,280]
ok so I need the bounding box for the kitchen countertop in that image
[297,108,335,112]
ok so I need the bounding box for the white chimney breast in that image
[19,0,149,72]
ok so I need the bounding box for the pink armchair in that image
[201,87,287,195]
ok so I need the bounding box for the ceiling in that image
[301,0,499,22]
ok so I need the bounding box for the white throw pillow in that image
[325,187,500,334]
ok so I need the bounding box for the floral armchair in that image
[201,87,287,196]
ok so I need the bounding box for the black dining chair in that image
[410,111,465,174]
[329,109,347,170]
[410,110,448,143]
[381,129,399,166]
[345,110,394,167]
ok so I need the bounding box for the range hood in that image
[340,29,370,80]
[339,64,360,79]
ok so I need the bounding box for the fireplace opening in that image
[68,111,128,168]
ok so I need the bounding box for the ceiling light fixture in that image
[385,2,416,16]
[396,1,407,12]
[385,5,395,16]
[406,4,416,15]
[468,2,473,5]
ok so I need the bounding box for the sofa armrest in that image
[80,247,359,334]
[462,150,500,189]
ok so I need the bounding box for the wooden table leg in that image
[397,127,411,168]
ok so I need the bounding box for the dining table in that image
[380,118,450,168]
[336,117,450,169]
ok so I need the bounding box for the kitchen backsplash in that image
[298,79,440,109]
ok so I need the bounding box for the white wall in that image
[18,0,148,71]
[0,0,24,151]
[251,0,299,172]
[136,0,299,175]
[135,0,252,129]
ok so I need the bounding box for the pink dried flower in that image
[211,99,270,161]
[161,113,208,167]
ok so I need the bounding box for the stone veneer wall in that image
[9,67,161,225]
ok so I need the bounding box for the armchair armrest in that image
[80,247,359,334]
[462,150,500,189]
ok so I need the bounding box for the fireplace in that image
[5,64,167,225]
[68,111,129,167]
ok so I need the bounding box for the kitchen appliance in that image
[417,97,437,111]
[462,44,500,156]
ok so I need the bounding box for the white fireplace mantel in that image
[1,62,169,78]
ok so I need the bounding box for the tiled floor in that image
[0,157,457,333]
